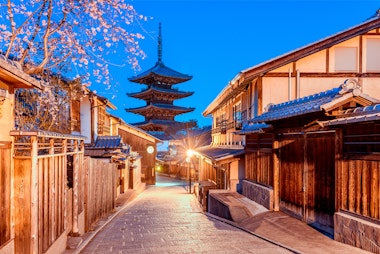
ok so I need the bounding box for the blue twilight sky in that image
[90,0,380,128]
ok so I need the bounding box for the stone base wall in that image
[45,232,67,254]
[208,190,232,221]
[242,180,273,210]
[334,212,380,253]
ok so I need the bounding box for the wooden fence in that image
[338,159,380,219]
[83,157,118,231]
[10,131,84,254]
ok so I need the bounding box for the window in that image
[366,38,380,72]
[233,102,242,129]
[334,47,357,72]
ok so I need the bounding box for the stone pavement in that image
[72,175,293,253]
[65,175,371,254]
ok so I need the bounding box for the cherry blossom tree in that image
[1,0,149,131]
[0,0,147,87]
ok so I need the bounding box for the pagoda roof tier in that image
[132,119,197,132]
[128,61,192,85]
[125,103,195,116]
[127,86,194,100]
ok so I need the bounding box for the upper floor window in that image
[334,47,357,72]
[233,102,242,122]
[366,38,380,72]
[233,102,242,129]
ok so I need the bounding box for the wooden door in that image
[279,132,335,232]
[279,134,305,220]
[305,132,335,232]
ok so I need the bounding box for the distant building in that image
[126,23,196,140]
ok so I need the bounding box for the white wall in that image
[80,97,92,143]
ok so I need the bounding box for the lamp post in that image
[186,149,194,194]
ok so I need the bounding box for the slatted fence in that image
[10,131,84,254]
[84,157,117,231]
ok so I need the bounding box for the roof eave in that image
[203,17,380,116]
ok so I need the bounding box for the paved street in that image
[80,175,292,253]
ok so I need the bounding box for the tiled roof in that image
[85,136,130,157]
[321,104,380,126]
[127,86,193,99]
[126,103,195,114]
[129,61,192,85]
[132,119,196,131]
[196,146,245,162]
[94,136,122,148]
[251,87,342,123]
[238,123,272,135]
[249,79,379,124]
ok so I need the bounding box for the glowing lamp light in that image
[186,149,194,158]
[147,145,154,154]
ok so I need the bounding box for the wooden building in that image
[201,11,380,196]
[126,23,196,140]
[117,121,161,185]
[240,81,380,252]
[79,88,117,144]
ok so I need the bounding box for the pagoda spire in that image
[158,23,162,63]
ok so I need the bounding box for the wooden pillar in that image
[302,134,308,222]
[62,139,67,233]
[30,136,39,254]
[10,137,15,241]
[273,140,280,211]
[49,138,55,244]
[335,129,342,212]
[72,140,79,236]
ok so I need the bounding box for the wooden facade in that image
[242,84,380,251]
[338,124,380,219]
[118,127,158,185]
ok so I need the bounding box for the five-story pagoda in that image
[126,23,196,139]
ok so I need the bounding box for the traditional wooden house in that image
[0,56,42,253]
[116,119,161,185]
[240,81,380,252]
[201,11,380,195]
[79,89,117,144]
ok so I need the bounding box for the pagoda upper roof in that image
[128,61,192,85]
[126,103,195,115]
[132,119,197,132]
[127,86,194,100]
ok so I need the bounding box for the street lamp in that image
[186,149,194,194]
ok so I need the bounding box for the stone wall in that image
[242,180,273,210]
[208,191,232,221]
[334,212,380,253]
